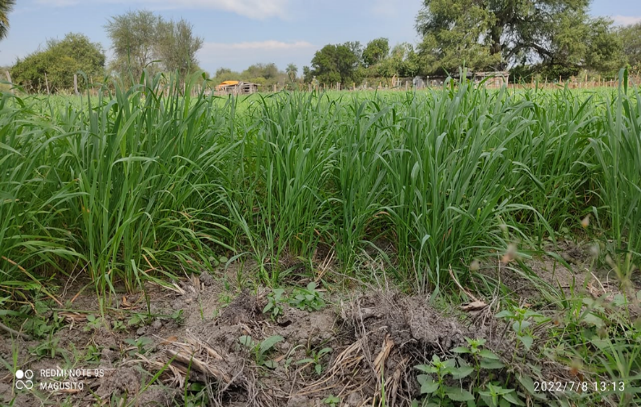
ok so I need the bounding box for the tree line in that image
[1,2,641,93]
[6,10,204,93]
[304,0,641,86]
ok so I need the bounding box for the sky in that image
[1,0,640,75]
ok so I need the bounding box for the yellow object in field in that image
[217,80,239,91]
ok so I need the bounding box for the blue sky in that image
[1,0,640,74]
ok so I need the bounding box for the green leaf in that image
[239,335,254,348]
[480,359,505,369]
[479,349,500,359]
[445,387,475,401]
[452,346,470,354]
[582,312,604,327]
[495,310,513,319]
[259,335,284,354]
[417,375,439,394]
[501,390,523,405]
[416,365,438,374]
[612,294,626,306]
[443,358,457,368]
[450,366,474,379]
[516,375,535,395]
[466,337,486,347]
[590,337,609,349]
[518,335,533,350]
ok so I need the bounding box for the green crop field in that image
[1,73,640,406]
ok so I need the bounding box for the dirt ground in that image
[1,242,638,407]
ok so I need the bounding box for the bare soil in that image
[1,251,638,407]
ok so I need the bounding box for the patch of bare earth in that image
[3,255,614,406]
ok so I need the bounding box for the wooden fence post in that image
[45,73,50,95]
[74,74,79,96]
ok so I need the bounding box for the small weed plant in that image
[496,306,546,352]
[239,335,284,368]
[289,282,325,311]
[414,338,526,407]
[263,288,286,320]
[296,346,333,375]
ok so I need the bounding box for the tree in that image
[0,0,15,41]
[106,10,162,81]
[582,18,624,75]
[619,23,641,72]
[105,10,203,83]
[363,38,390,67]
[156,19,203,78]
[343,41,364,65]
[377,43,419,78]
[243,63,279,81]
[11,33,105,93]
[214,68,237,82]
[302,66,313,84]
[310,43,363,86]
[416,0,622,77]
[286,63,298,81]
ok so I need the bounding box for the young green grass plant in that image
[588,74,641,278]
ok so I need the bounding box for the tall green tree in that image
[416,0,622,76]
[363,38,390,67]
[105,10,162,81]
[344,41,364,65]
[156,19,203,78]
[0,0,15,41]
[286,63,298,81]
[376,43,420,78]
[310,43,363,86]
[302,66,312,84]
[11,33,105,93]
[619,23,641,71]
[243,63,279,82]
[106,10,203,83]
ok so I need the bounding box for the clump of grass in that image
[588,73,641,278]
[1,72,234,306]
[1,70,639,306]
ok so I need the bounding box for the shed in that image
[216,81,260,94]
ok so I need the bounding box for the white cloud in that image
[35,0,290,19]
[612,15,641,26]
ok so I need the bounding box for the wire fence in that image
[3,70,640,97]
